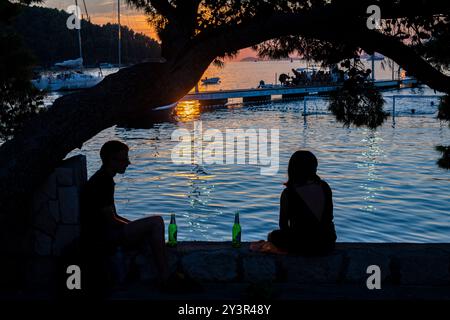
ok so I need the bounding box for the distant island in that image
[240,56,261,62]
[239,56,304,62]
[12,5,161,68]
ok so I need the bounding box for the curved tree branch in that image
[345,29,450,93]
[195,7,450,93]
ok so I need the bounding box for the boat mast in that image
[75,0,83,70]
[371,54,375,81]
[118,0,121,68]
[391,59,395,80]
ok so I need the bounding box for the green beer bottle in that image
[168,213,177,247]
[232,211,241,248]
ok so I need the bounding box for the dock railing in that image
[301,94,443,120]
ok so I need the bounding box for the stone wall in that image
[28,155,86,288]
[135,242,450,287]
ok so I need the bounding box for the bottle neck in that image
[234,213,239,224]
[170,215,176,224]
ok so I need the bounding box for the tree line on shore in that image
[12,5,161,68]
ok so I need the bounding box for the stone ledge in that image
[150,242,450,286]
[22,242,450,298]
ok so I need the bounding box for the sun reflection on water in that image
[174,100,201,122]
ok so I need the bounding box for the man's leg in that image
[123,216,170,281]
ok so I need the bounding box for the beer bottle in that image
[232,211,241,248]
[168,213,177,247]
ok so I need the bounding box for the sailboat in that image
[31,60,103,91]
[32,0,123,91]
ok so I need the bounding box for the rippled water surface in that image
[68,85,450,242]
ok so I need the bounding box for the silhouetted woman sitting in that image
[268,150,337,255]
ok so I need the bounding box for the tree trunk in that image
[0,50,215,255]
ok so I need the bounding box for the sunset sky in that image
[42,0,255,60]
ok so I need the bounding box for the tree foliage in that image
[438,95,450,123]
[0,2,162,141]
[0,0,44,141]
[435,145,450,169]
[13,5,161,67]
[329,60,387,129]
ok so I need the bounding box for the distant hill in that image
[12,5,161,68]
[239,56,304,62]
[240,56,260,62]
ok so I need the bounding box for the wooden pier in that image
[180,79,418,105]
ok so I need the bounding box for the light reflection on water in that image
[174,100,202,122]
[358,130,385,212]
[46,61,447,242]
[67,90,450,243]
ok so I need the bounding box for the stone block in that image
[26,257,58,289]
[135,254,158,281]
[60,155,87,188]
[58,187,80,224]
[182,250,238,281]
[32,173,57,213]
[34,230,53,256]
[32,192,47,215]
[345,249,391,283]
[76,155,88,186]
[55,167,73,186]
[33,203,57,237]
[397,250,450,285]
[167,249,179,273]
[132,249,178,282]
[49,200,60,223]
[34,173,57,204]
[53,225,80,256]
[243,255,277,282]
[281,252,344,284]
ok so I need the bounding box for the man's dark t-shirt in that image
[80,167,125,252]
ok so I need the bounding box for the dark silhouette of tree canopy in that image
[1,4,161,140]
[328,62,387,129]
[436,145,450,169]
[1,0,44,140]
[13,5,161,67]
[0,1,449,281]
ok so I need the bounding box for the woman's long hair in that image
[285,150,320,188]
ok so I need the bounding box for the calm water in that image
[61,61,449,242]
[197,59,400,92]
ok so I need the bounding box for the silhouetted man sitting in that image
[80,140,171,291]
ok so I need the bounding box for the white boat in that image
[201,77,221,85]
[54,57,83,69]
[361,52,385,61]
[99,62,114,69]
[32,70,103,91]
[32,0,124,92]
[32,22,103,92]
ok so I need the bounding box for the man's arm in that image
[111,205,131,224]
[99,205,130,224]
[114,213,130,224]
